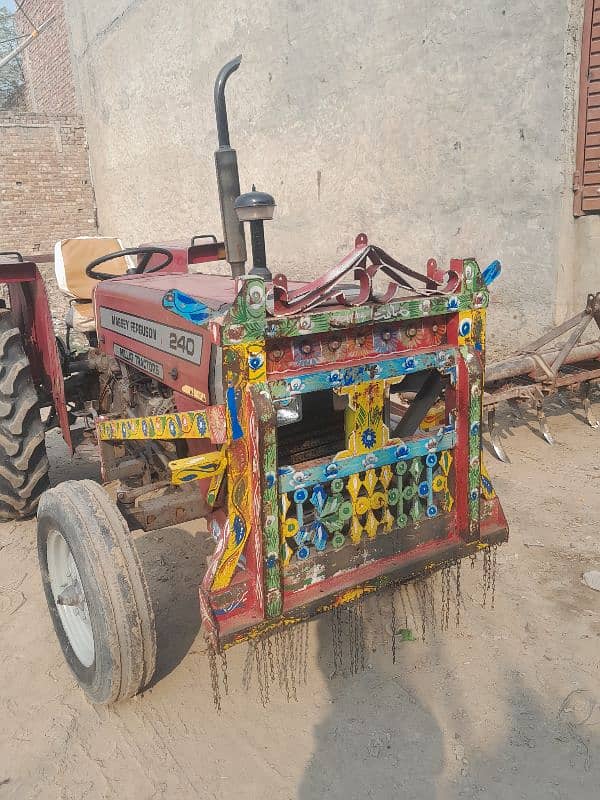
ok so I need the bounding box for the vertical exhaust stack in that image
[214,56,247,278]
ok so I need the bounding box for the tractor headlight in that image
[274,396,302,427]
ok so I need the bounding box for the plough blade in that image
[484,292,600,461]
[487,409,510,463]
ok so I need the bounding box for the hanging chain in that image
[470,552,477,569]
[220,649,229,696]
[267,635,276,682]
[254,640,268,707]
[455,559,462,629]
[482,548,490,607]
[491,545,497,609]
[208,644,222,712]
[391,588,397,664]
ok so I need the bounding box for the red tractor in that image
[0,58,508,705]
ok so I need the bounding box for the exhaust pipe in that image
[214,56,247,278]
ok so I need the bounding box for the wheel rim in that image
[46,528,95,668]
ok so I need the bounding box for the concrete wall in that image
[64,0,587,354]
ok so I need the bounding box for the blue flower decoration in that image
[395,444,410,459]
[470,488,479,501]
[405,358,416,371]
[168,419,177,436]
[249,354,263,372]
[196,415,207,435]
[425,453,438,468]
[325,462,339,477]
[427,505,438,518]
[460,319,472,337]
[297,545,310,561]
[418,481,430,497]
[447,297,459,310]
[293,488,308,504]
[266,555,277,569]
[266,471,276,488]
[361,428,376,449]
[470,422,480,436]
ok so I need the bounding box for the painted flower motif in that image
[248,354,264,372]
[289,377,305,393]
[447,297,459,310]
[361,428,376,449]
[298,316,312,331]
[362,453,378,468]
[328,370,342,386]
[325,462,339,477]
[460,318,472,337]
[427,505,438,518]
[395,444,409,459]
[404,357,416,371]
[266,471,276,488]
[290,471,308,487]
[266,554,277,569]
[470,488,479,502]
[195,414,207,436]
[470,421,480,436]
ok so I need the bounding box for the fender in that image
[0,258,72,451]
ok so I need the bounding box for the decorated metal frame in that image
[97,236,508,649]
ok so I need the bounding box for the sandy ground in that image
[0,400,599,799]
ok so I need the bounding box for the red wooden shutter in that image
[574,0,600,215]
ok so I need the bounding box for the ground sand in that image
[0,401,599,799]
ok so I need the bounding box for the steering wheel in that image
[85,247,173,281]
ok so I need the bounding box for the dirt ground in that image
[0,400,599,800]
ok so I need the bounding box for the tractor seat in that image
[54,237,134,333]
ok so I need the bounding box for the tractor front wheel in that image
[0,311,49,519]
[37,480,157,704]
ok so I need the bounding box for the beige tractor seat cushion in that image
[65,300,97,334]
[54,237,134,303]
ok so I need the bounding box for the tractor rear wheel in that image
[37,480,157,704]
[0,311,49,519]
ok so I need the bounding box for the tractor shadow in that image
[134,522,212,684]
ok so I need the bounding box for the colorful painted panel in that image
[96,406,227,444]
[169,448,226,484]
[278,429,456,493]
[266,318,449,376]
[269,349,457,400]
[280,450,455,564]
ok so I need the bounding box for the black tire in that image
[0,311,49,519]
[37,480,157,704]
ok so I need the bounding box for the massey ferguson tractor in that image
[0,58,508,706]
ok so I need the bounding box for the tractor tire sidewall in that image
[37,480,156,705]
[37,490,121,704]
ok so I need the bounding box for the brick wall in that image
[0,112,97,256]
[14,0,78,114]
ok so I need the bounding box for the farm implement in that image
[0,58,507,706]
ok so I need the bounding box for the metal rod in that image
[485,341,600,384]
[0,15,55,70]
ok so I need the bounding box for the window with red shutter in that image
[574,0,600,215]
